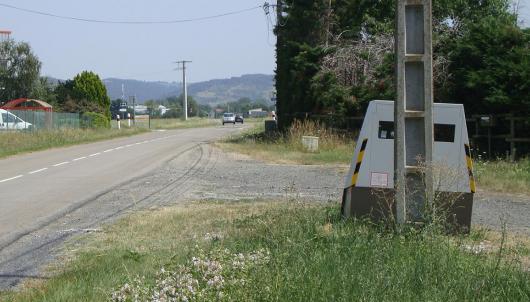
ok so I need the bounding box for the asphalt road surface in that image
[0,126,244,252]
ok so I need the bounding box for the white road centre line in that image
[29,168,48,175]
[126,144,134,147]
[103,149,114,153]
[0,175,23,183]
[115,146,124,150]
[73,156,87,161]
[53,162,69,167]
[135,142,141,145]
[89,153,101,157]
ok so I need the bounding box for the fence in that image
[467,114,530,160]
[1,109,81,130]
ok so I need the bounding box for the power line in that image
[0,2,263,24]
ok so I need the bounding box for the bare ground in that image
[0,144,528,290]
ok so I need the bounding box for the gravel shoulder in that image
[1,143,528,290]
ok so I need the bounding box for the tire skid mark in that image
[0,142,227,289]
[1,145,193,252]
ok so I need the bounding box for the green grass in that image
[474,158,530,195]
[0,128,148,159]
[111,117,221,130]
[2,201,528,301]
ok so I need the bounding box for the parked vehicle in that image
[235,114,244,124]
[0,109,33,130]
[222,113,236,125]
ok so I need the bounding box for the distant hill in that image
[103,74,274,106]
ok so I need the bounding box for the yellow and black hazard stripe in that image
[351,138,368,187]
[464,144,476,193]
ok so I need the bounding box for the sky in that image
[0,1,529,84]
[0,0,277,83]
[517,0,530,27]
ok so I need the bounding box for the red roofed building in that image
[0,98,53,112]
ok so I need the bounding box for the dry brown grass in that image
[219,119,356,165]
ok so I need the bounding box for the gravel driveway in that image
[0,144,528,289]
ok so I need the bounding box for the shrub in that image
[81,112,110,129]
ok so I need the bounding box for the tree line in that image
[0,39,111,127]
[275,0,530,129]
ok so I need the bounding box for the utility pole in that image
[132,95,136,125]
[395,0,434,224]
[175,60,192,120]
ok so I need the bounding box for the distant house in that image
[1,98,53,112]
[248,108,268,118]
[1,98,53,128]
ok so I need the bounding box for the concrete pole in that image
[183,64,188,121]
[395,0,434,224]
[175,60,191,121]
[133,95,136,125]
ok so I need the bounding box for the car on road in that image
[235,114,244,124]
[0,109,33,130]
[222,113,236,125]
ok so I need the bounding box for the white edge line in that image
[53,162,69,167]
[73,156,87,161]
[29,168,48,175]
[0,175,23,183]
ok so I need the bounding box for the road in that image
[0,126,243,251]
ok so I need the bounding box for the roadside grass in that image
[0,128,147,159]
[2,201,529,301]
[111,117,221,130]
[218,120,355,165]
[474,158,530,195]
